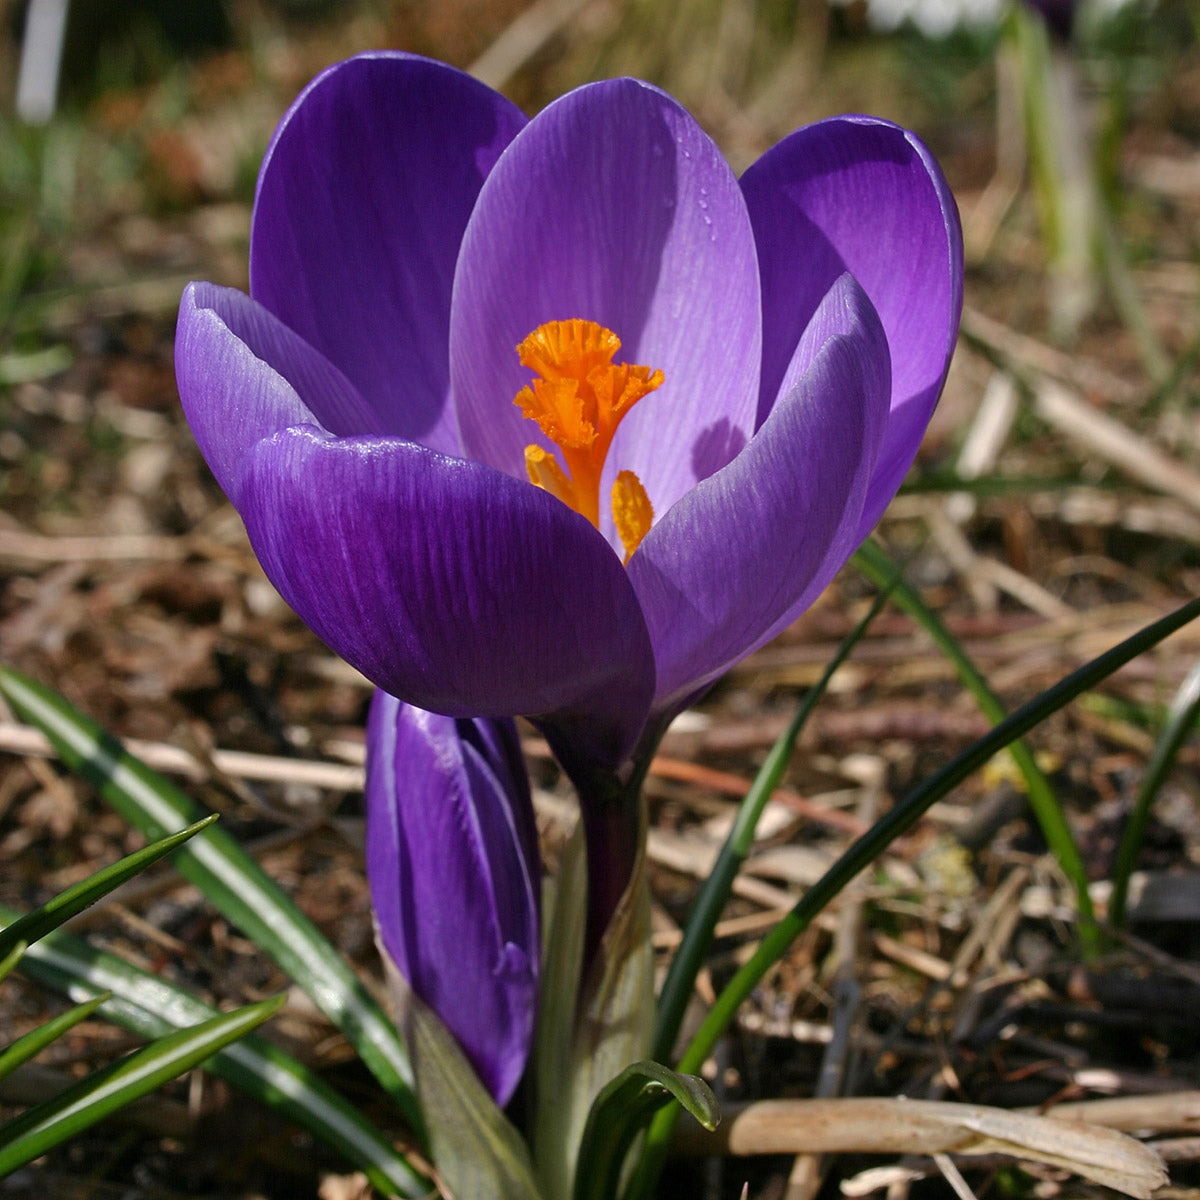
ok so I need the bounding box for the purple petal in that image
[175,282,385,499]
[740,115,963,537]
[628,275,891,713]
[1024,0,1075,39]
[251,52,527,455]
[450,77,761,549]
[236,425,655,767]
[366,694,539,1105]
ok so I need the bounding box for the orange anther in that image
[515,319,663,539]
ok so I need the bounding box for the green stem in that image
[545,722,661,967]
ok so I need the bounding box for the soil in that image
[2,2,1199,1198]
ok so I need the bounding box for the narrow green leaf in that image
[0,666,423,1139]
[855,539,1098,949]
[533,822,587,1200]
[0,915,430,1196]
[0,816,217,963]
[629,592,1200,1200]
[654,569,900,1065]
[0,996,283,1176]
[0,992,111,1081]
[567,843,655,1193]
[0,941,26,986]
[1110,655,1200,926]
[900,472,1085,496]
[688,591,1200,1069]
[535,828,655,1200]
[397,973,543,1200]
[573,1061,717,1200]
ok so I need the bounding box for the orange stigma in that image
[515,319,663,563]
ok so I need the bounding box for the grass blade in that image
[0,942,26,986]
[652,568,901,1065]
[854,539,1097,947]
[628,591,1200,1200]
[0,905,429,1198]
[1109,654,1200,927]
[574,1061,717,1200]
[0,992,111,1081]
[0,996,283,1176]
[0,816,216,962]
[0,665,424,1140]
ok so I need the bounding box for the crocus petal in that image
[627,275,891,713]
[450,77,761,541]
[176,282,386,499]
[1025,0,1075,40]
[366,694,539,1105]
[740,115,963,536]
[251,52,527,455]
[235,425,655,767]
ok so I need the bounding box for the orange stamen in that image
[514,319,663,541]
[612,470,654,564]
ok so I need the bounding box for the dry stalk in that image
[672,1096,1168,1198]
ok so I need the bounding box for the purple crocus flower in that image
[175,51,961,936]
[366,693,540,1105]
[176,51,961,759]
[1024,0,1075,38]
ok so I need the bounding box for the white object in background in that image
[16,0,70,124]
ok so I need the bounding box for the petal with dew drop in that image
[451,77,761,552]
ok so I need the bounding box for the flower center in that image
[514,319,664,564]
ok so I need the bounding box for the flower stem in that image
[538,718,662,964]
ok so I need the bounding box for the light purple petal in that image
[740,115,963,537]
[235,425,655,767]
[450,77,761,549]
[251,52,527,455]
[366,694,539,1105]
[627,275,891,713]
[175,282,385,499]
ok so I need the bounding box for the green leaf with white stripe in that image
[0,997,283,1176]
[0,665,423,1140]
[1,905,429,1197]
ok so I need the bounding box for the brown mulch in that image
[2,2,1199,1198]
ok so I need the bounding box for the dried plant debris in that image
[2,2,1199,1198]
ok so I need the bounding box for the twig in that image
[0,529,192,564]
[1032,1090,1200,1133]
[0,721,364,791]
[671,1096,1167,1198]
[1151,1137,1200,1163]
[944,370,1020,525]
[960,307,1139,403]
[933,1154,979,1200]
[949,866,1031,988]
[1033,380,1200,513]
[469,0,591,90]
